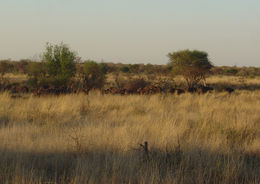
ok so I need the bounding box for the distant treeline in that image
[0,59,260,77]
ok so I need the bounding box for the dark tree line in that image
[0,43,259,93]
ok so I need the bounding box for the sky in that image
[0,0,259,66]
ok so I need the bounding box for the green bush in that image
[99,63,109,74]
[145,63,153,74]
[26,78,38,90]
[82,61,105,90]
[119,66,130,73]
[128,64,140,73]
[26,43,77,90]
[43,43,77,83]
[223,68,238,75]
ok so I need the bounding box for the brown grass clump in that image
[0,90,259,183]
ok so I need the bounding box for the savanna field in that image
[1,0,260,183]
[0,75,259,184]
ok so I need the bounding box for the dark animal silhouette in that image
[197,86,214,94]
[223,87,235,93]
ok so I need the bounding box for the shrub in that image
[27,62,52,90]
[119,66,130,73]
[99,63,109,74]
[27,62,46,79]
[223,68,238,75]
[37,43,77,87]
[128,64,140,73]
[38,75,69,88]
[114,73,126,88]
[82,61,105,90]
[145,63,153,74]
[26,43,77,90]
[17,60,29,74]
[124,78,149,92]
[210,67,223,75]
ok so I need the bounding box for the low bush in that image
[81,61,105,91]
[119,66,130,73]
[124,78,149,92]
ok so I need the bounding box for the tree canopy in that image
[168,50,213,88]
[43,43,77,80]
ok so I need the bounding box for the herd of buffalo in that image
[0,82,235,97]
[101,85,234,95]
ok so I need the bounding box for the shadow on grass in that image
[0,146,259,184]
[211,82,260,91]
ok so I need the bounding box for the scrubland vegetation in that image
[0,44,259,183]
[0,44,259,96]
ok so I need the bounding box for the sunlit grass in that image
[0,89,259,183]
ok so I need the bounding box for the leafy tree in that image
[82,60,105,90]
[43,43,76,80]
[43,43,77,86]
[168,50,213,88]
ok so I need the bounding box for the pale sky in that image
[0,0,259,66]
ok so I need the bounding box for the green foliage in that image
[168,50,213,88]
[119,66,130,73]
[128,64,140,73]
[99,63,109,74]
[43,43,76,81]
[39,43,77,88]
[223,68,238,75]
[145,63,153,74]
[27,43,77,89]
[82,60,105,90]
[26,78,38,90]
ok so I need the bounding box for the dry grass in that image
[4,73,28,82]
[0,88,259,184]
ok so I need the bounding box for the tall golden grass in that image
[0,90,259,183]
